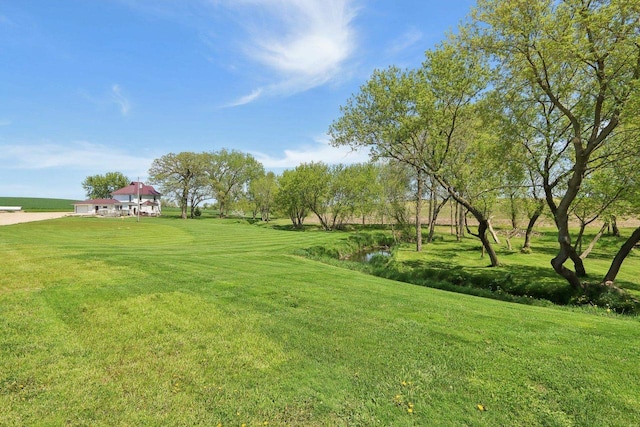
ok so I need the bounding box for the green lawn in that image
[1,216,639,425]
[0,197,76,212]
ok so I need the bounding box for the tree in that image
[328,66,430,251]
[343,162,381,225]
[329,40,506,265]
[82,171,129,199]
[148,152,210,219]
[571,167,628,257]
[274,168,308,228]
[207,149,264,218]
[248,171,278,221]
[473,0,640,288]
[295,162,335,231]
[377,160,412,242]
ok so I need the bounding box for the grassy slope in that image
[0,197,76,212]
[1,217,639,426]
[394,226,640,300]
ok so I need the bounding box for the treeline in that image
[146,0,640,295]
[326,0,640,293]
[147,149,435,233]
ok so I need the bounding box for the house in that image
[73,198,123,216]
[73,182,161,216]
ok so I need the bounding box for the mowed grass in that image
[1,217,640,426]
[0,197,76,212]
[393,226,640,302]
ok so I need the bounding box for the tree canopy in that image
[82,171,129,199]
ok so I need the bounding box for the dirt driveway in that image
[0,212,70,226]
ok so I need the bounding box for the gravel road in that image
[0,212,70,226]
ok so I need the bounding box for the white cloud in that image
[223,0,358,104]
[251,136,370,169]
[225,88,263,107]
[0,141,153,176]
[386,27,423,56]
[111,84,131,116]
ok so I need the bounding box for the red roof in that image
[111,182,161,196]
[74,198,121,205]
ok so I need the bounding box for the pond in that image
[349,248,392,263]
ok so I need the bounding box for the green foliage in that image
[81,171,129,199]
[471,0,640,287]
[148,151,211,219]
[248,171,278,221]
[207,149,264,218]
[274,167,308,228]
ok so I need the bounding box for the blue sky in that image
[0,0,475,199]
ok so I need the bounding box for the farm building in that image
[74,182,161,216]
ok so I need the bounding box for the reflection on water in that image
[350,249,392,263]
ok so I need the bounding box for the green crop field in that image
[1,216,639,426]
[0,197,76,212]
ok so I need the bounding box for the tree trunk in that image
[428,196,449,243]
[522,202,543,252]
[180,195,188,220]
[580,222,607,260]
[313,210,331,231]
[551,242,584,290]
[487,219,501,244]
[427,183,434,233]
[478,219,500,267]
[603,226,640,285]
[454,201,460,240]
[551,218,585,289]
[415,174,424,252]
[450,198,454,235]
[611,216,621,237]
[574,222,587,254]
[509,193,518,230]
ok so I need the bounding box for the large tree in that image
[207,149,264,218]
[148,152,210,219]
[473,0,640,288]
[328,66,430,251]
[329,41,508,265]
[82,171,129,199]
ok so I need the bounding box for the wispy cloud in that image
[117,0,359,106]
[251,136,370,169]
[385,27,424,56]
[225,88,263,107]
[0,140,153,176]
[111,84,131,116]
[222,0,359,105]
[0,118,11,126]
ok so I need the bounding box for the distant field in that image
[1,215,639,425]
[0,197,76,212]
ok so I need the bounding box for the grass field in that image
[0,197,76,212]
[1,215,640,425]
